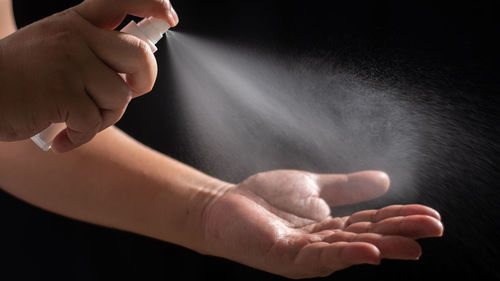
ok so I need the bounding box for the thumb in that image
[73,0,177,29]
[317,171,390,206]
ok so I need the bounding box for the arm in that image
[0,127,230,252]
[0,0,17,38]
[0,127,443,278]
[0,2,443,277]
[0,0,221,252]
[1,0,204,243]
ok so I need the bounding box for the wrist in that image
[185,178,236,254]
[146,158,235,253]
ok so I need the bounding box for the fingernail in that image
[171,7,179,26]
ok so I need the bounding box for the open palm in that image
[202,170,443,279]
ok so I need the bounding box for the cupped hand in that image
[202,170,443,279]
[0,0,178,152]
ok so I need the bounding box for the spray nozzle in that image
[121,16,171,53]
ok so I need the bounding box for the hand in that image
[0,0,179,152]
[202,170,443,279]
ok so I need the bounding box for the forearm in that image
[0,0,16,38]
[0,127,232,253]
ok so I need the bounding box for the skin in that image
[0,0,178,152]
[0,128,443,279]
[0,0,16,38]
[203,171,442,278]
[0,2,444,279]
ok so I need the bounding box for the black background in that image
[2,0,499,280]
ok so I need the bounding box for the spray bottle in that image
[31,17,170,151]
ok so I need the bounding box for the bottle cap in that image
[137,17,171,45]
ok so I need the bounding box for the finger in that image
[51,95,102,152]
[346,204,442,226]
[171,7,179,24]
[317,171,390,206]
[83,55,132,129]
[79,25,157,97]
[298,241,381,273]
[305,217,349,233]
[344,215,444,239]
[294,242,380,277]
[321,231,422,260]
[74,0,178,29]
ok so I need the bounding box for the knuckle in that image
[102,108,126,128]
[87,111,103,133]
[134,38,153,61]
[129,38,157,94]
[124,88,133,103]
[115,85,132,107]
[72,124,99,145]
[43,13,82,44]
[49,69,80,100]
[55,106,68,123]
[68,129,93,145]
[120,90,133,107]
[69,107,102,143]
[109,95,130,117]
[111,81,133,109]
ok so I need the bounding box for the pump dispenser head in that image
[121,16,170,53]
[137,17,171,44]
